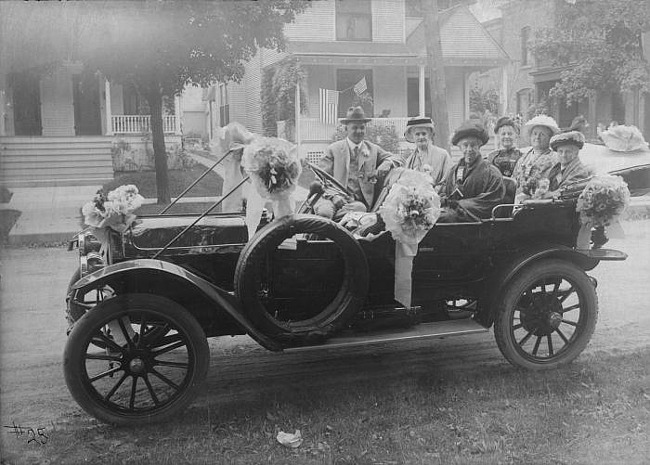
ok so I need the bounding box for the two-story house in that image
[481,0,649,141]
[207,0,509,161]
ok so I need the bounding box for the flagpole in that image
[295,81,301,156]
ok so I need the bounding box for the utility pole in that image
[423,0,451,151]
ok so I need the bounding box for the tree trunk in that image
[147,84,171,204]
[423,0,451,152]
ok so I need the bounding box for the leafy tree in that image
[532,0,650,105]
[261,56,307,139]
[1,1,308,203]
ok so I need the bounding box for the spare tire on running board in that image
[234,214,369,345]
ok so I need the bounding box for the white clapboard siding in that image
[0,137,114,187]
[373,0,405,43]
[284,1,335,41]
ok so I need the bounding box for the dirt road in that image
[1,220,649,460]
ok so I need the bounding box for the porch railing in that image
[297,117,410,142]
[111,115,177,134]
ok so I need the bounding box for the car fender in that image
[478,244,599,327]
[71,259,283,351]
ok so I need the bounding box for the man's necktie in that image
[353,146,360,159]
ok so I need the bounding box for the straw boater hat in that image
[550,130,586,151]
[493,116,519,134]
[451,120,490,146]
[339,106,372,124]
[522,115,560,138]
[404,116,435,143]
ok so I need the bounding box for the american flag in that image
[353,76,367,96]
[319,88,339,125]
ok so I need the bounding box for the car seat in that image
[494,176,517,218]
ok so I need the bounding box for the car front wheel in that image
[494,259,598,370]
[64,294,209,426]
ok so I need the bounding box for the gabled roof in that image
[407,5,510,68]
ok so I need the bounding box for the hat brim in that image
[451,129,489,147]
[523,123,559,138]
[339,118,372,124]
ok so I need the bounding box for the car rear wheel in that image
[235,215,369,345]
[494,259,598,370]
[64,294,209,426]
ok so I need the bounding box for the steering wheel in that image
[307,162,355,199]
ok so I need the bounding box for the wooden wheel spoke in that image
[143,374,160,406]
[138,315,147,348]
[150,368,180,391]
[90,365,123,383]
[104,372,129,402]
[562,303,581,313]
[144,323,171,345]
[547,334,554,356]
[512,323,523,330]
[561,319,578,327]
[129,376,138,410]
[148,333,183,350]
[86,352,122,362]
[532,336,542,356]
[555,327,570,344]
[152,339,186,357]
[94,332,122,352]
[153,360,189,369]
[117,318,136,349]
[518,330,534,346]
[557,286,575,303]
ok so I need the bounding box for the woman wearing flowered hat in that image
[486,116,522,177]
[513,115,560,200]
[403,116,452,189]
[543,130,593,198]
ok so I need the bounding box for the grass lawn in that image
[103,167,223,199]
[26,348,650,465]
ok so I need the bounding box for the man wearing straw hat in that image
[319,106,403,211]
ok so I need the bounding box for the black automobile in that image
[63,159,646,426]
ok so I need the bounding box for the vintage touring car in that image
[63,156,648,426]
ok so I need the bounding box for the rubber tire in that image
[234,215,369,343]
[66,269,85,322]
[494,259,598,371]
[64,294,209,426]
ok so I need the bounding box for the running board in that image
[286,319,489,352]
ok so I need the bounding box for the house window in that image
[336,0,372,41]
[219,84,229,127]
[516,88,533,115]
[123,83,147,115]
[521,26,532,66]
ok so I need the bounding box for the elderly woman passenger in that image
[403,116,452,189]
[487,116,523,177]
[542,131,592,198]
[513,115,560,200]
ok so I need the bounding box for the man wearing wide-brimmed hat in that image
[319,106,403,209]
[403,116,452,188]
[437,120,505,222]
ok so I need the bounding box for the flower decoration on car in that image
[81,184,144,238]
[576,175,630,228]
[241,137,302,203]
[379,169,441,246]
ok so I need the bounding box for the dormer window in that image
[336,0,372,41]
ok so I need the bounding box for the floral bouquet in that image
[241,137,302,218]
[378,170,441,247]
[576,175,630,228]
[82,185,144,240]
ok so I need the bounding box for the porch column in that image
[104,78,113,135]
[174,95,182,135]
[418,64,425,116]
